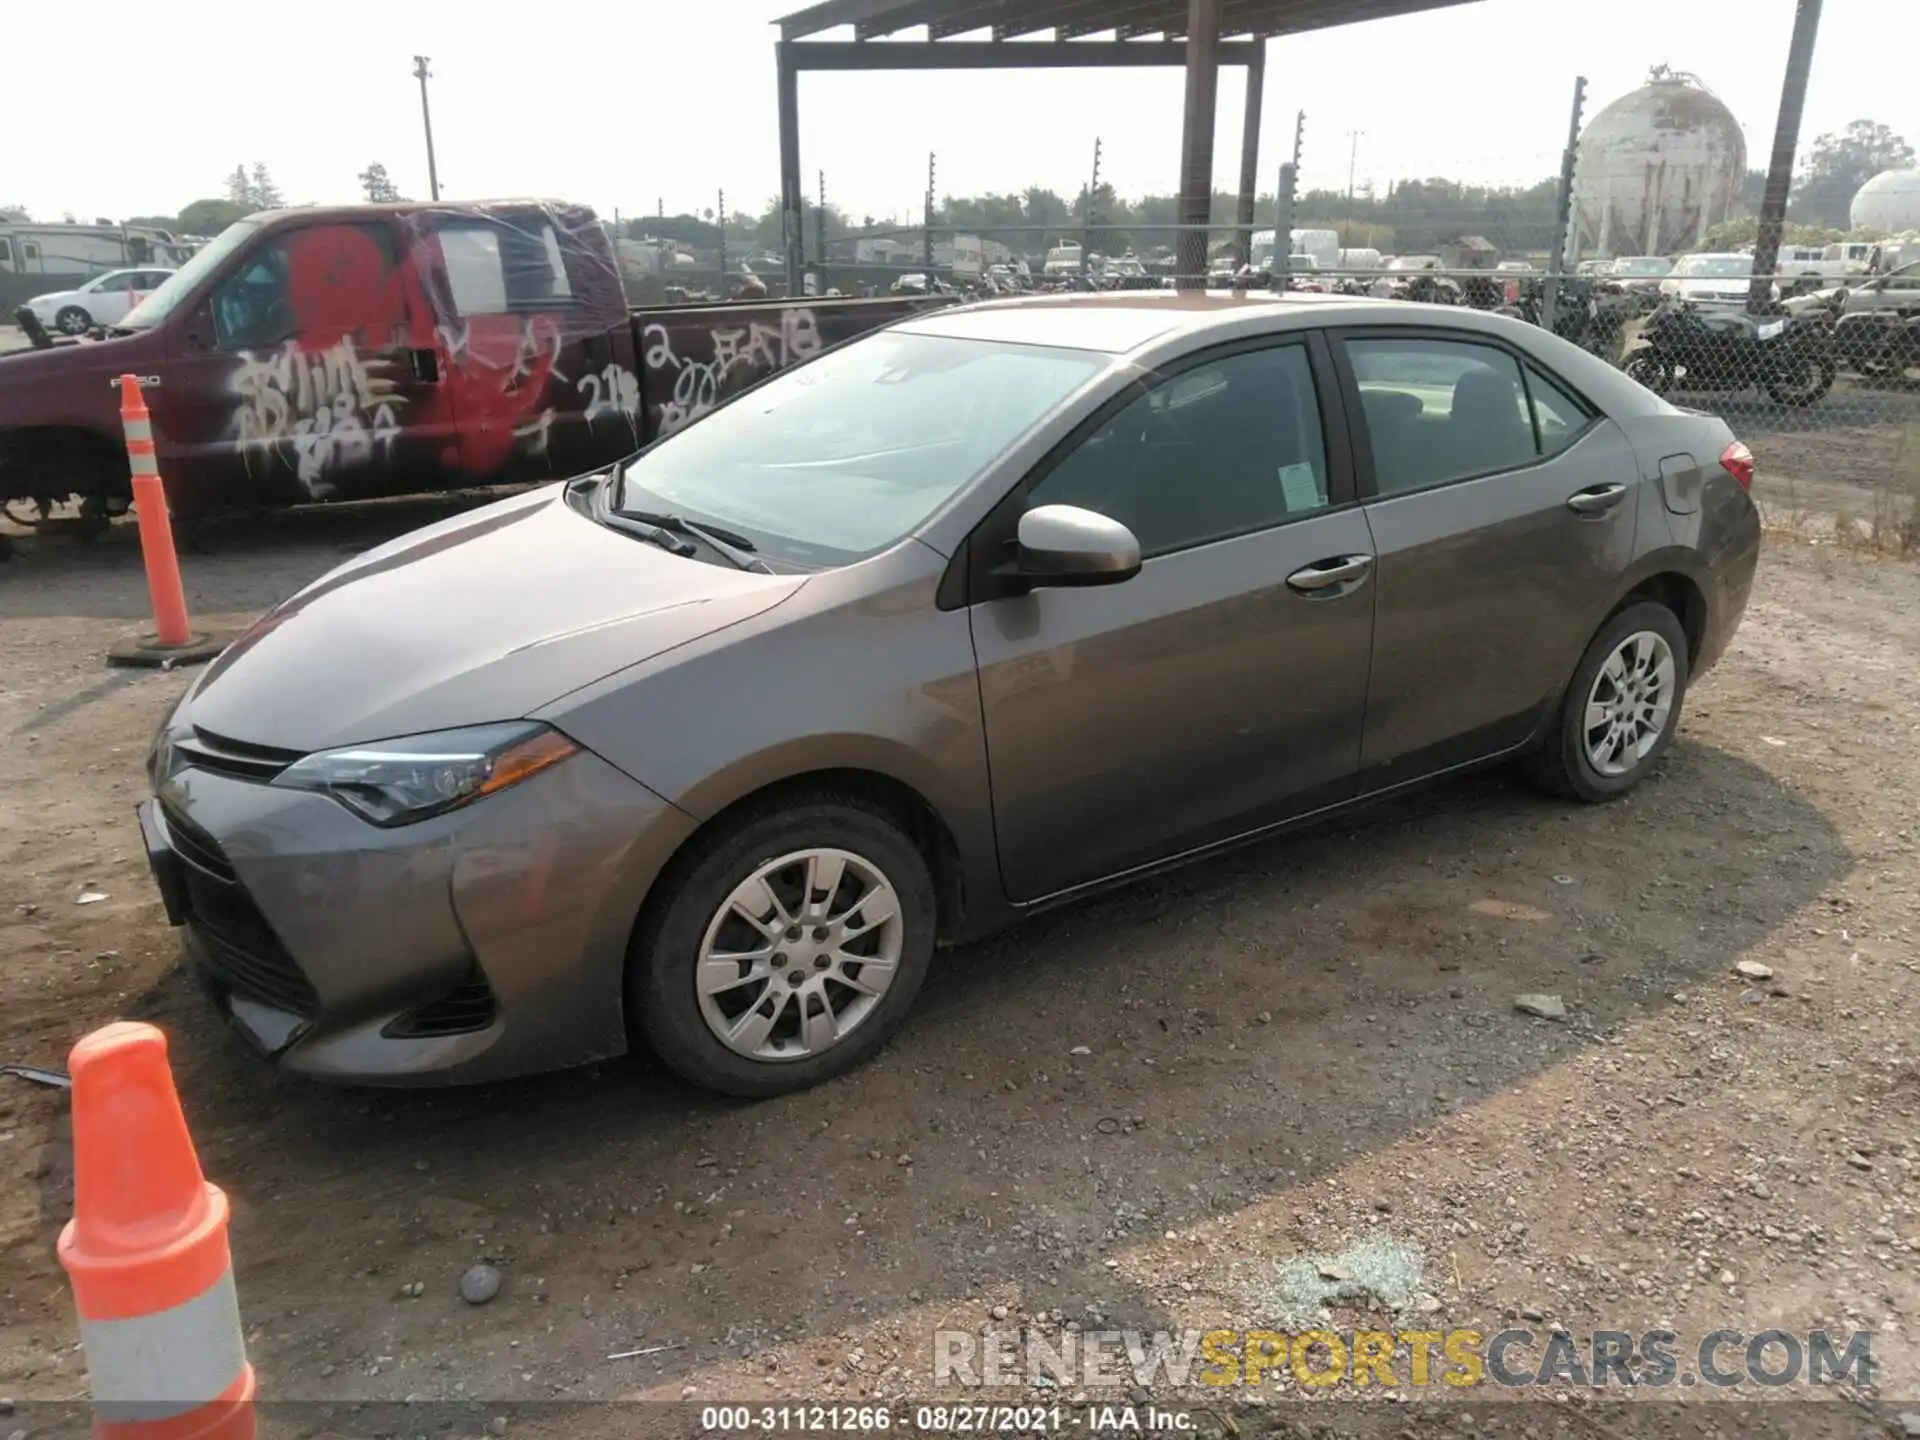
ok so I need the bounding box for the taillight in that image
[1720,440,1755,490]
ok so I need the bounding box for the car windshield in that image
[1678,256,1752,278]
[1621,258,1671,275]
[119,221,259,329]
[618,331,1107,568]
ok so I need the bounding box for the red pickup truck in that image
[1,200,944,522]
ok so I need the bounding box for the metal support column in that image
[1749,0,1824,312]
[1539,75,1586,338]
[1174,0,1222,291]
[1234,40,1266,268]
[776,42,804,298]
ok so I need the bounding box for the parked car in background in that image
[1611,256,1673,284]
[0,201,944,525]
[1784,258,1920,378]
[1495,260,1536,275]
[1661,253,1770,305]
[1388,254,1442,272]
[21,266,176,335]
[137,292,1759,1097]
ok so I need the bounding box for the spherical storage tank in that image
[1851,170,1920,234]
[1570,67,1747,259]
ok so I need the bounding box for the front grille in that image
[174,727,303,783]
[162,798,319,1016]
[383,966,498,1039]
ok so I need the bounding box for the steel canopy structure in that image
[772,0,1479,292]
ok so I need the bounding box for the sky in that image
[5,0,1912,229]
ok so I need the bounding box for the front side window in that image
[620,331,1106,568]
[211,244,293,349]
[1348,337,1538,494]
[22,241,40,262]
[1027,343,1331,557]
[0,237,13,268]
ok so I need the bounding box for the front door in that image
[161,218,437,505]
[970,337,1378,903]
[1333,328,1644,789]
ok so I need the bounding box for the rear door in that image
[408,205,637,483]
[159,218,437,504]
[1330,327,1644,789]
[970,334,1378,902]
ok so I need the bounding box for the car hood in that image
[25,289,80,307]
[180,484,808,754]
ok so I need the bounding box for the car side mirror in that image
[1011,504,1142,588]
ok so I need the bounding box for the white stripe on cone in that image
[79,1268,248,1422]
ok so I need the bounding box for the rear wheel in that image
[628,794,936,1097]
[1764,353,1836,406]
[1526,602,1690,804]
[54,305,92,335]
[1623,351,1672,393]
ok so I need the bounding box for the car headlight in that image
[271,721,578,827]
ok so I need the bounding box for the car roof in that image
[895,290,1522,355]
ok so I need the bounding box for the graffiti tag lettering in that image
[229,340,403,498]
[642,307,822,434]
[577,363,641,430]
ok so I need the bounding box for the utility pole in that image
[1081,137,1102,277]
[816,170,827,289]
[717,189,728,293]
[1539,76,1587,338]
[1750,0,1824,311]
[1273,110,1304,290]
[1343,130,1362,248]
[412,56,441,202]
[924,151,936,270]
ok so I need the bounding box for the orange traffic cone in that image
[107,376,222,669]
[58,1022,255,1440]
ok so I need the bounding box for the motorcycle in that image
[1623,300,1836,407]
[1493,278,1633,359]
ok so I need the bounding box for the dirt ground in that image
[3,468,1919,1436]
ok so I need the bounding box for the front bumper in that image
[139,747,697,1085]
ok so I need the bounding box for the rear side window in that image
[1348,337,1537,494]
[1524,365,1594,458]
[0,237,14,268]
[434,218,575,315]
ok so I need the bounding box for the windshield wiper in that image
[617,509,773,574]
[580,466,696,557]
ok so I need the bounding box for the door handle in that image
[410,347,441,383]
[1286,554,1373,594]
[1566,482,1628,515]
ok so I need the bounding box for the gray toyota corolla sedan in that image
[139,293,1760,1096]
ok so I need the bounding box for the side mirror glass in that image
[1012,504,1142,588]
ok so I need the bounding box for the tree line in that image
[9,116,1902,255]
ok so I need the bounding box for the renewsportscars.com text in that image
[934,1326,1875,1389]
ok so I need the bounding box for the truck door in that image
[406,205,640,484]
[159,218,439,505]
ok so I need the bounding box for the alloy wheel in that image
[1582,631,1677,778]
[694,848,904,1063]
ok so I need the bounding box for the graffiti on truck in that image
[641,306,822,434]
[229,339,403,497]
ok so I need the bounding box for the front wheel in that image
[628,794,937,1097]
[1764,352,1836,406]
[54,305,93,335]
[1525,602,1690,804]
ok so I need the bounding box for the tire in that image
[1764,353,1836,406]
[1623,351,1672,393]
[1525,602,1691,804]
[627,792,937,1098]
[54,305,93,335]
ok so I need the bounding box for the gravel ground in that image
[2,487,1918,1435]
